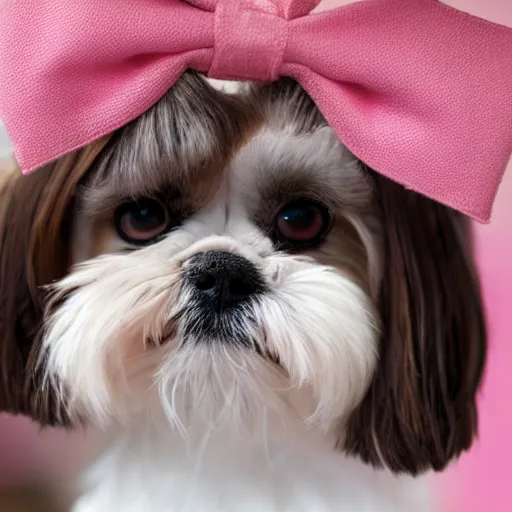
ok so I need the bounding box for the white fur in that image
[204,77,247,94]
[72,427,432,512]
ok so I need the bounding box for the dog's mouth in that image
[143,287,262,349]
[175,300,260,348]
[147,293,284,368]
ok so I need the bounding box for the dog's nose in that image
[187,251,266,311]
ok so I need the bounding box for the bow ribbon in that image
[0,0,511,222]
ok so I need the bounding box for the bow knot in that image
[207,0,319,82]
[208,0,288,82]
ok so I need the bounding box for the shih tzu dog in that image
[0,72,485,511]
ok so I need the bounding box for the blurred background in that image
[1,0,511,510]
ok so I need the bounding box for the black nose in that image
[187,251,266,312]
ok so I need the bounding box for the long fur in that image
[0,74,486,511]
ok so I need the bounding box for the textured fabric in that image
[0,0,511,222]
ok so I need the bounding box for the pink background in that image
[412,4,512,511]
[0,1,511,510]
[439,164,512,512]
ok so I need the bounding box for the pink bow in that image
[0,0,511,222]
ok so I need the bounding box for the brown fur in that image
[251,78,326,135]
[0,143,107,424]
[344,171,486,475]
[80,72,258,218]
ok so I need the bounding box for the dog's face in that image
[0,73,485,475]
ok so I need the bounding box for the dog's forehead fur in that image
[80,74,328,204]
[78,74,370,224]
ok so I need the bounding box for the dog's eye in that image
[274,199,331,247]
[114,198,173,244]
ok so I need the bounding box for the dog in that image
[0,72,486,511]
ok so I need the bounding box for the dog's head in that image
[0,72,485,475]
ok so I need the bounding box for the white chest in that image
[72,432,433,512]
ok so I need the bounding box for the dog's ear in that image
[0,145,106,425]
[344,172,486,475]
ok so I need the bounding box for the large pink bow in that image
[0,0,511,222]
